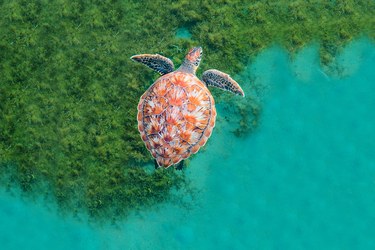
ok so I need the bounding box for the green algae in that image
[0,0,374,221]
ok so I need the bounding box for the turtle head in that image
[179,47,202,74]
[186,47,202,66]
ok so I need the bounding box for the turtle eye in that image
[192,49,202,66]
[193,55,201,66]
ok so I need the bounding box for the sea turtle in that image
[131,47,244,170]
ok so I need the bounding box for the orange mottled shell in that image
[137,71,216,168]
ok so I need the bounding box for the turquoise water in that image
[1,39,375,249]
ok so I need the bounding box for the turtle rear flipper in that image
[175,160,184,170]
[202,69,245,97]
[154,159,160,169]
[131,54,174,75]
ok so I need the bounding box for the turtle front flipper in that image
[202,69,245,97]
[131,54,174,75]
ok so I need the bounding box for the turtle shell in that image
[137,71,216,168]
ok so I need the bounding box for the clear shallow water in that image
[1,39,375,250]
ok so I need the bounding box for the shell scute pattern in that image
[186,85,210,107]
[166,86,187,106]
[137,72,216,168]
[151,78,171,96]
[143,95,168,116]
